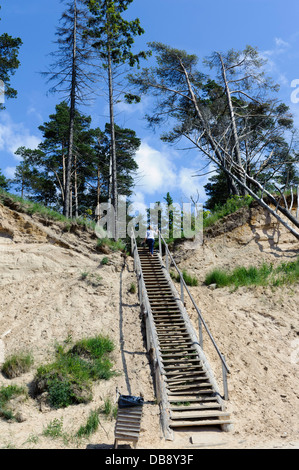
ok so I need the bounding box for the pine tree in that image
[86,0,148,238]
[43,0,96,217]
[0,6,22,109]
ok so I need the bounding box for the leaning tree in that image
[128,42,299,240]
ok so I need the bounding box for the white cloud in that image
[274,37,290,49]
[3,166,16,178]
[134,142,177,196]
[0,112,41,160]
[127,191,148,216]
[133,141,213,205]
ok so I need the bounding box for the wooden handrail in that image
[158,231,230,400]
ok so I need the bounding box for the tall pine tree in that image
[86,0,148,238]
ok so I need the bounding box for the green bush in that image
[76,409,100,437]
[0,190,95,231]
[97,237,126,252]
[34,335,115,409]
[129,282,136,294]
[0,385,28,421]
[1,353,33,379]
[205,257,299,288]
[170,269,198,287]
[203,195,253,229]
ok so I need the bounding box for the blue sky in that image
[1,0,299,212]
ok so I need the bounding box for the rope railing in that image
[158,231,230,400]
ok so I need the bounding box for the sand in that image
[0,200,298,449]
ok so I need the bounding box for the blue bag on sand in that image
[118,395,144,408]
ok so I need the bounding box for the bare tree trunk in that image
[64,0,77,218]
[97,165,101,222]
[62,148,66,199]
[74,154,78,218]
[218,52,246,194]
[107,44,118,240]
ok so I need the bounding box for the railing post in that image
[221,353,229,401]
[180,273,184,304]
[198,312,203,349]
[165,250,169,272]
[159,231,162,257]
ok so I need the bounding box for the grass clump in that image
[129,282,136,294]
[170,269,198,287]
[1,353,33,379]
[203,195,253,229]
[205,257,299,289]
[102,397,118,420]
[80,271,103,287]
[0,385,28,421]
[43,417,64,439]
[33,335,115,409]
[0,189,95,231]
[97,237,126,252]
[76,409,100,437]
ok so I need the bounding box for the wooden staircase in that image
[137,247,232,431]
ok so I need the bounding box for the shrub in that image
[43,418,64,438]
[0,385,28,421]
[170,269,198,287]
[97,237,126,252]
[204,258,299,288]
[1,353,34,379]
[76,409,100,437]
[203,195,253,229]
[102,397,118,420]
[33,335,115,409]
[129,282,136,294]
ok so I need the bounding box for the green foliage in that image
[203,195,253,228]
[43,418,64,439]
[205,257,299,288]
[87,0,150,68]
[0,385,28,421]
[102,397,118,420]
[129,282,136,294]
[0,170,11,191]
[97,236,126,252]
[76,409,100,437]
[170,269,198,287]
[0,190,96,232]
[80,271,102,287]
[0,8,22,110]
[1,352,33,379]
[34,335,115,409]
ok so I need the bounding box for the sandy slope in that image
[0,201,298,449]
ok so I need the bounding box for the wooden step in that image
[167,388,215,396]
[165,368,205,376]
[168,395,218,403]
[170,403,221,411]
[167,381,213,391]
[169,419,233,428]
[170,410,230,420]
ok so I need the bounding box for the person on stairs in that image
[144,225,157,256]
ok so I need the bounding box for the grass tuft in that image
[205,257,299,288]
[76,409,100,437]
[0,385,28,421]
[170,269,198,286]
[1,353,34,379]
[33,335,115,409]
